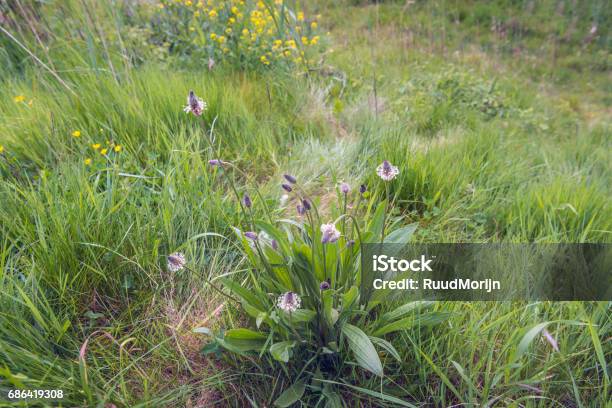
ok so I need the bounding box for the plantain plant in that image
[194,162,446,406]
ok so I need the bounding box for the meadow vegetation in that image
[0,0,609,406]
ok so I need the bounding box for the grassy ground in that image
[0,0,610,406]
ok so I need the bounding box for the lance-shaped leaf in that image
[342,323,383,377]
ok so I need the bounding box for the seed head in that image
[277,291,301,312]
[242,193,252,208]
[184,90,207,116]
[376,160,399,181]
[244,231,258,241]
[208,159,224,167]
[320,223,341,244]
[167,252,186,272]
[283,174,297,184]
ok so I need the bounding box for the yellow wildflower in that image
[92,143,101,150]
[228,17,235,24]
[260,55,270,65]
[13,95,26,103]
[209,9,217,18]
[225,28,232,34]
[194,10,200,17]
[72,130,81,138]
[114,145,122,153]
[310,35,319,45]
[100,148,108,155]
[217,35,226,43]
[185,0,192,6]
[0,145,4,154]
[231,6,239,14]
[297,11,304,21]
[84,158,92,165]
[311,21,318,29]
[242,28,249,36]
[210,32,217,40]
[301,36,308,45]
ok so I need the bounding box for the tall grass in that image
[0,0,609,406]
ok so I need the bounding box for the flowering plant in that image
[151,0,324,70]
[179,91,441,404]
[195,161,442,404]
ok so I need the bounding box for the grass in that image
[0,0,610,406]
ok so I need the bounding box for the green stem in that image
[381,183,389,244]
[341,192,347,240]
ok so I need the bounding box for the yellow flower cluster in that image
[13,95,34,106]
[156,0,323,69]
[71,129,123,166]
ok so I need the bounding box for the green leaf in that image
[221,328,267,353]
[281,309,316,323]
[221,278,266,310]
[342,323,383,377]
[322,290,337,326]
[255,221,289,251]
[451,360,482,397]
[225,328,267,340]
[369,336,401,362]
[256,312,267,328]
[342,286,358,310]
[381,301,434,322]
[269,341,296,363]
[274,380,306,407]
[372,312,451,336]
[384,223,418,244]
[587,320,609,382]
[365,201,387,241]
[243,302,265,320]
[516,320,585,359]
[518,322,550,358]
[322,386,343,408]
[201,341,220,355]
